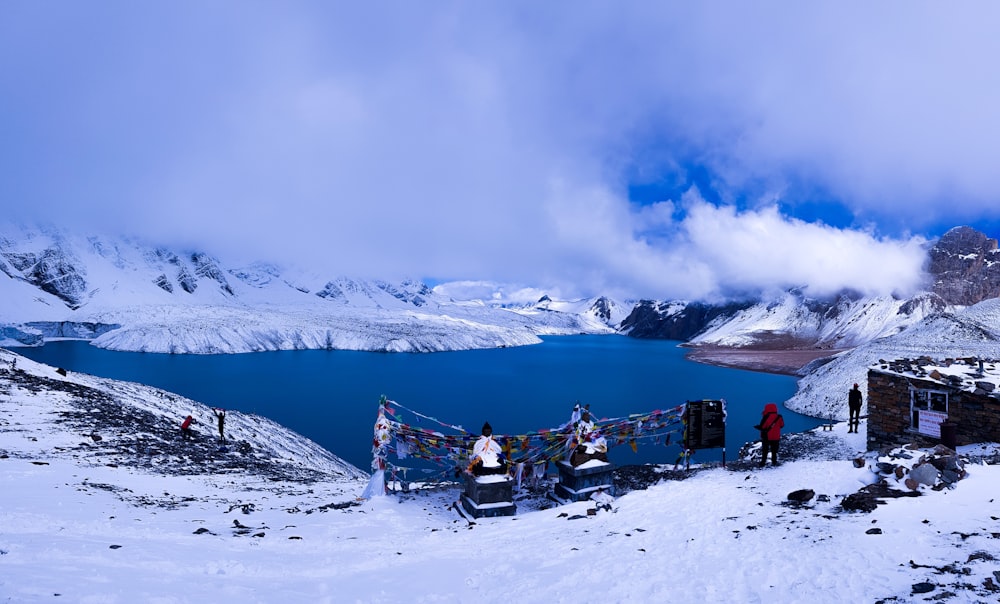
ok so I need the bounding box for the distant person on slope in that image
[213,408,227,442]
[754,403,784,467]
[848,384,863,433]
[468,422,508,476]
[180,414,196,440]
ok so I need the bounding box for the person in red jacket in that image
[755,403,784,467]
[180,414,195,440]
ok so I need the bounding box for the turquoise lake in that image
[10,336,819,472]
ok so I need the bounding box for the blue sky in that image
[3,2,1000,302]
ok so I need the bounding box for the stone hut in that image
[867,357,1000,451]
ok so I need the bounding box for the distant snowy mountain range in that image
[2,224,1000,366]
[0,225,623,353]
[5,223,1000,424]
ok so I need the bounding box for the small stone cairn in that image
[841,444,968,513]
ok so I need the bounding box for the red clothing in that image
[760,403,784,440]
[181,416,193,430]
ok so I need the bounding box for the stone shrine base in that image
[460,473,516,518]
[552,460,615,503]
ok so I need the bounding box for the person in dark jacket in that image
[848,383,863,433]
[180,414,195,440]
[754,403,784,467]
[213,408,226,442]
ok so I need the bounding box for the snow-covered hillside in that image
[688,290,945,350]
[0,226,616,353]
[3,348,999,603]
[785,298,1000,421]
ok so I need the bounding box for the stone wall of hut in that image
[867,368,1000,451]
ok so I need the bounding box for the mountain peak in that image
[928,226,1000,306]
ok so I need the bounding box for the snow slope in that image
[785,298,1000,421]
[688,290,944,349]
[3,348,999,603]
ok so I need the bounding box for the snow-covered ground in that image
[3,348,999,603]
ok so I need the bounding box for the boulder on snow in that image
[910,463,939,487]
[928,455,963,473]
[787,489,815,503]
[841,491,879,512]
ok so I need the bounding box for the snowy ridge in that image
[0,347,366,481]
[785,298,1000,420]
[688,290,945,350]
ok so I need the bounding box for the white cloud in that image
[678,200,929,300]
[0,2,988,301]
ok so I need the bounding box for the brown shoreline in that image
[683,346,847,376]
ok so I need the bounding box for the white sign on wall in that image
[918,410,948,438]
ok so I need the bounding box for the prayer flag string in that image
[369,395,688,476]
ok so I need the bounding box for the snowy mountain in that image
[785,298,1000,421]
[4,223,1000,365]
[0,225,617,353]
[621,226,1000,352]
[3,347,1000,603]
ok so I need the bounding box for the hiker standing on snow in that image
[848,383,863,433]
[180,414,196,440]
[468,422,508,476]
[755,403,784,467]
[213,408,226,442]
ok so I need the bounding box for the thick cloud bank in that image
[0,2,982,299]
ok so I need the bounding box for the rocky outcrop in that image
[0,247,88,309]
[590,297,614,323]
[620,300,754,340]
[153,273,174,293]
[191,253,234,296]
[928,226,1000,306]
[377,279,431,307]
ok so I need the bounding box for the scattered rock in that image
[911,582,935,594]
[876,462,896,474]
[841,492,879,513]
[866,528,883,535]
[941,470,961,484]
[910,464,939,487]
[787,489,815,503]
[929,455,962,473]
